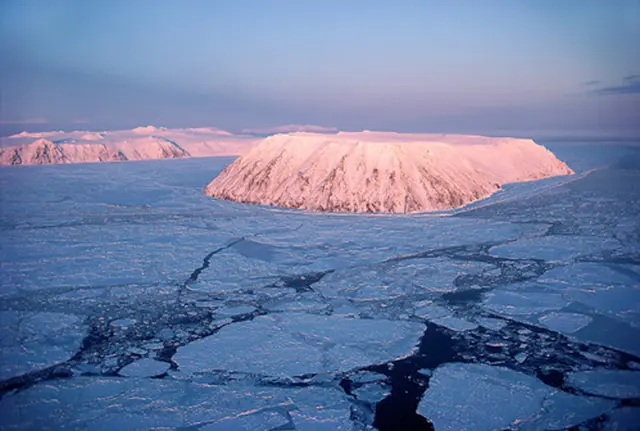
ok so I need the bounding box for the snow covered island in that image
[205,131,574,213]
[0,126,256,166]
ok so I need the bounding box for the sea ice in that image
[572,314,640,357]
[0,311,87,381]
[232,238,281,261]
[0,377,351,430]
[489,236,619,261]
[537,263,640,327]
[566,369,640,398]
[119,358,170,377]
[474,316,508,331]
[314,258,491,308]
[174,312,424,377]
[538,263,638,288]
[482,288,569,317]
[1,143,638,430]
[419,363,613,431]
[111,318,137,329]
[418,363,550,431]
[601,407,640,430]
[519,390,615,431]
[538,311,592,334]
[291,407,354,430]
[201,411,289,430]
[216,306,256,316]
[430,315,478,331]
[413,304,451,319]
[264,292,330,313]
[184,247,282,294]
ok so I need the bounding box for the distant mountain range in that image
[0,126,257,166]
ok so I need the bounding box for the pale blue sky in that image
[1,0,639,136]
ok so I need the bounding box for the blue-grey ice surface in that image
[0,140,639,430]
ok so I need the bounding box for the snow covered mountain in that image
[0,138,187,165]
[0,126,256,166]
[205,131,574,213]
[241,124,338,135]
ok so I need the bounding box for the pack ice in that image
[205,131,573,213]
[1,142,638,430]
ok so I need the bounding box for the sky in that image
[1,0,639,137]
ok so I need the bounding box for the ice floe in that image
[489,236,619,261]
[482,287,569,316]
[0,311,87,381]
[118,358,170,377]
[566,369,640,398]
[0,377,351,430]
[419,363,615,431]
[538,311,592,334]
[174,313,424,377]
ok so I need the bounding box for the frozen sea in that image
[0,139,639,430]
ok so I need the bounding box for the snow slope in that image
[205,131,574,213]
[0,126,256,166]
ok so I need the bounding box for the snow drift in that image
[0,126,255,166]
[205,131,574,213]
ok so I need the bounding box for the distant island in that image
[0,126,255,166]
[205,131,574,213]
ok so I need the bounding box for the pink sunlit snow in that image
[0,126,256,165]
[205,131,574,213]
